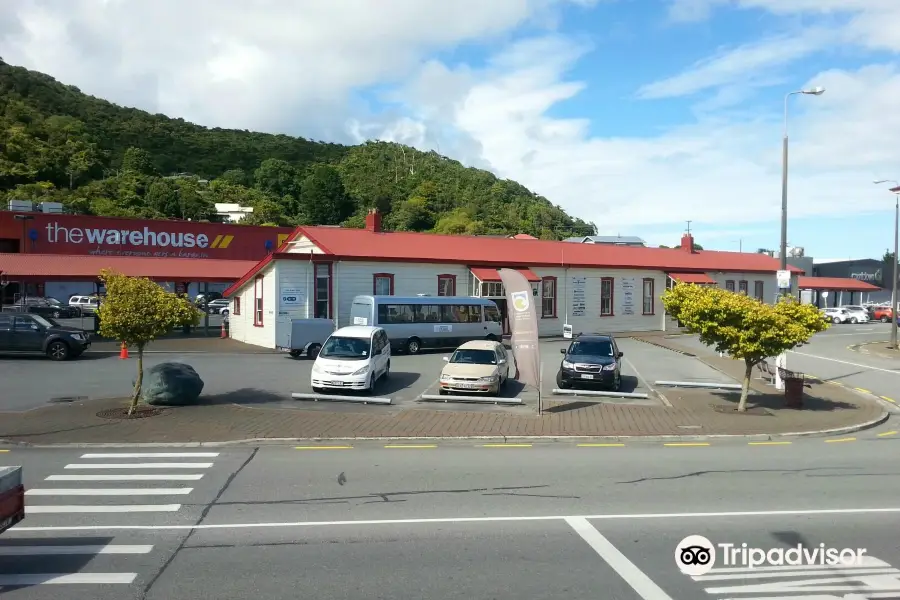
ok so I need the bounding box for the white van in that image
[310,326,391,394]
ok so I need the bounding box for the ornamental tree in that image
[661,284,829,412]
[98,270,201,415]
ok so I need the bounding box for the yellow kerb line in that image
[855,388,872,394]
[0,449,9,453]
[577,443,625,447]
[748,441,792,445]
[825,437,856,443]
[294,446,353,450]
[881,396,896,403]
[877,431,898,437]
[482,444,532,448]
[384,445,437,449]
[663,442,710,447]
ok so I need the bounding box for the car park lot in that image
[0,335,744,413]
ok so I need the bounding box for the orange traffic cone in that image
[220,321,227,339]
[119,342,129,359]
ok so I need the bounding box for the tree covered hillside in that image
[0,59,596,238]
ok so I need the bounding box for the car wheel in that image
[52,311,61,318]
[556,371,571,389]
[312,386,324,394]
[366,373,376,395]
[289,350,302,358]
[612,373,622,392]
[221,309,229,317]
[439,388,447,395]
[832,317,841,323]
[383,360,390,379]
[850,317,858,324]
[307,344,321,359]
[405,337,421,355]
[882,316,890,323]
[47,341,70,361]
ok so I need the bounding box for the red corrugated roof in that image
[798,276,881,292]
[225,226,803,297]
[299,227,801,273]
[470,267,541,282]
[0,254,256,282]
[669,272,716,284]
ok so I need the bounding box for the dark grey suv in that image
[556,333,624,391]
[0,314,91,360]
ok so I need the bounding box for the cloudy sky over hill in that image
[2,0,899,257]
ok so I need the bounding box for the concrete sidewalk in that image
[850,340,900,360]
[0,379,884,445]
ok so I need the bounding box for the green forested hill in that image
[0,59,596,238]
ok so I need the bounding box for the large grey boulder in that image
[141,362,204,406]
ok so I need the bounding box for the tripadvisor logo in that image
[45,222,210,249]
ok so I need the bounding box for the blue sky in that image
[2,0,900,261]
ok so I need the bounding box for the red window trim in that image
[725,280,735,292]
[738,280,748,294]
[541,276,557,319]
[314,262,333,319]
[600,277,615,317]
[253,275,264,327]
[437,274,457,296]
[233,296,241,316]
[373,273,395,295]
[642,278,655,315]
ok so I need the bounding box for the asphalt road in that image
[0,338,738,412]
[672,322,900,404]
[2,430,900,599]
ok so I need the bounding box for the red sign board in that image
[0,213,294,261]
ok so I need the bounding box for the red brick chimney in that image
[365,208,382,233]
[680,233,695,253]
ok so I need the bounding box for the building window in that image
[480,281,503,297]
[233,296,241,316]
[600,277,614,316]
[253,276,264,327]
[738,280,748,295]
[437,274,456,296]
[642,278,655,315]
[541,276,557,318]
[725,280,735,292]
[314,262,332,319]
[754,281,764,301]
[373,273,394,296]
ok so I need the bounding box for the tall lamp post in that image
[779,86,825,295]
[874,180,899,350]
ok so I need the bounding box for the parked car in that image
[0,466,24,535]
[310,326,390,394]
[556,333,624,391]
[9,297,80,319]
[822,308,852,324]
[873,306,894,323]
[195,292,223,305]
[841,305,870,324]
[68,295,102,314]
[205,298,231,315]
[438,340,510,396]
[0,313,91,360]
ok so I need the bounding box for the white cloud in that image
[0,0,595,139]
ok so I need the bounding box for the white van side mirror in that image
[442,356,450,362]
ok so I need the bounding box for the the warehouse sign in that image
[42,222,235,249]
[850,269,881,283]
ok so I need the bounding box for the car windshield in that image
[31,315,54,328]
[568,340,614,356]
[450,349,497,365]
[46,298,63,305]
[319,336,370,359]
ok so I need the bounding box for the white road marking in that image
[566,516,674,600]
[26,504,181,513]
[623,357,671,406]
[789,351,900,375]
[64,462,213,469]
[27,488,193,496]
[80,452,219,458]
[0,573,137,585]
[47,474,204,481]
[9,506,900,532]
[0,545,153,556]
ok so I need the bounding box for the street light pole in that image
[875,180,900,349]
[779,87,825,296]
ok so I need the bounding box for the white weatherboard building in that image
[223,210,800,349]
